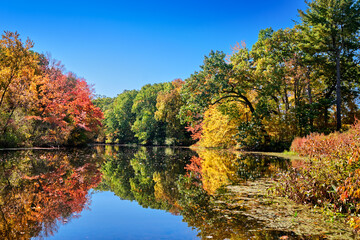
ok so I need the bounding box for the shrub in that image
[275,121,360,231]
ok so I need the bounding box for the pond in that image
[0,146,356,239]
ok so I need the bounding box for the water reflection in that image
[97,146,193,214]
[0,149,103,239]
[196,150,289,194]
[0,146,354,239]
[97,146,310,239]
[177,150,301,240]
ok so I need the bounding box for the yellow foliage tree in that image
[0,31,40,145]
[198,105,241,149]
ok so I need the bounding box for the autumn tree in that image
[250,28,326,138]
[0,31,40,146]
[198,104,239,149]
[178,50,262,147]
[0,32,103,147]
[66,75,104,145]
[29,60,103,146]
[155,79,193,145]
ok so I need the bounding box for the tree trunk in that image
[307,70,313,132]
[284,85,290,114]
[336,49,342,131]
[2,106,16,134]
[0,74,14,109]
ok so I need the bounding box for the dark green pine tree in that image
[299,0,360,131]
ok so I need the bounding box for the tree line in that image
[2,0,359,149]
[95,0,360,151]
[94,80,193,146]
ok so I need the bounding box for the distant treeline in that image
[95,0,360,151]
[0,32,103,147]
[94,80,194,146]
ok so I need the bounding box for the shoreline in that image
[0,144,305,161]
[0,147,62,151]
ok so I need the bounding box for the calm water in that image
[0,146,356,239]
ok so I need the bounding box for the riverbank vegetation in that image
[275,121,360,231]
[95,0,360,151]
[0,32,103,147]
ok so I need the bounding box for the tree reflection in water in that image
[1,147,350,239]
[99,146,326,239]
[97,146,193,214]
[177,150,301,240]
[0,149,103,239]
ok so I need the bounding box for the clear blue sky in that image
[1,0,307,97]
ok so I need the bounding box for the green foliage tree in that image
[179,50,255,126]
[93,95,114,112]
[299,0,360,130]
[105,90,138,143]
[131,83,168,145]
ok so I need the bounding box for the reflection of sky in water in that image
[47,191,199,240]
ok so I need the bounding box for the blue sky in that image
[1,0,307,97]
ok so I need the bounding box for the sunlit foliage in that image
[104,90,138,144]
[199,105,239,149]
[0,31,103,147]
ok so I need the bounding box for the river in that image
[0,146,356,239]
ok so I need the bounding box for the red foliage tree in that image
[28,57,103,146]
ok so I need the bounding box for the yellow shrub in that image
[199,105,238,149]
